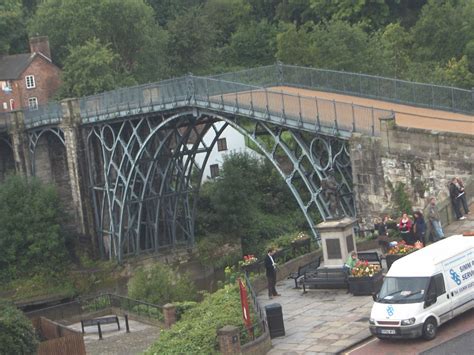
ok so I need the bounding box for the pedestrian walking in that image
[428,197,445,241]
[264,248,280,299]
[377,215,391,253]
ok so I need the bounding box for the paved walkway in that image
[258,208,474,354]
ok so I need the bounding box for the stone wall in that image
[352,117,474,227]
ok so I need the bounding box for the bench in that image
[81,315,120,334]
[301,267,348,293]
[357,251,382,268]
[288,256,322,289]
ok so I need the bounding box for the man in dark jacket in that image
[449,177,466,220]
[264,248,280,299]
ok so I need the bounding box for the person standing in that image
[398,212,413,244]
[264,248,280,299]
[377,215,391,253]
[413,211,426,245]
[449,177,467,220]
[456,177,470,216]
[428,197,445,241]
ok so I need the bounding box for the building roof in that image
[0,53,36,80]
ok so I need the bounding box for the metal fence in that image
[25,293,164,322]
[22,64,470,133]
[240,273,268,346]
[213,64,473,114]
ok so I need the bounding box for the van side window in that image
[433,274,446,296]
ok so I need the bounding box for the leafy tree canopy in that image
[59,38,136,98]
[0,0,26,55]
[0,175,68,282]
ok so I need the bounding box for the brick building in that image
[0,36,61,113]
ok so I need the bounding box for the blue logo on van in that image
[450,269,461,285]
[386,305,394,317]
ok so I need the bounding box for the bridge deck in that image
[272,86,473,135]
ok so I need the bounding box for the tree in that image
[0,175,68,282]
[224,20,279,67]
[276,23,316,66]
[60,38,135,98]
[309,0,392,31]
[0,0,26,54]
[0,300,38,354]
[310,20,373,73]
[166,6,217,75]
[145,0,205,27]
[411,0,473,64]
[434,55,474,89]
[28,0,163,76]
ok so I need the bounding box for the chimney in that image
[29,36,51,60]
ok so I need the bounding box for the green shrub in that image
[145,284,248,354]
[128,263,198,305]
[0,300,38,354]
[174,301,198,320]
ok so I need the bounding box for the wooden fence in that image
[32,317,86,355]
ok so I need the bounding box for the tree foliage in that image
[0,300,38,354]
[60,38,135,98]
[196,152,304,255]
[0,175,68,282]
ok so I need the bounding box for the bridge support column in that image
[59,99,89,236]
[8,111,31,177]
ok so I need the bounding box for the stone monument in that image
[316,217,358,267]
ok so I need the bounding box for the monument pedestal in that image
[316,217,358,267]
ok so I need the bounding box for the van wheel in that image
[422,318,437,340]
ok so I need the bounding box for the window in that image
[9,99,15,110]
[25,75,36,89]
[217,138,227,151]
[210,164,219,178]
[28,97,38,110]
[2,102,7,110]
[433,273,446,296]
[1,80,12,92]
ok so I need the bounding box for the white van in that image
[370,234,474,340]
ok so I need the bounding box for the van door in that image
[425,273,452,324]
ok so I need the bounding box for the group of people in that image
[449,177,470,220]
[376,197,447,252]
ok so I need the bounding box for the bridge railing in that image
[23,101,63,128]
[280,64,473,114]
[212,64,473,114]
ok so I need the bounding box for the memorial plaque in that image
[326,238,341,259]
[346,234,355,253]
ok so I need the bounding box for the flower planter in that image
[386,253,407,271]
[348,271,383,296]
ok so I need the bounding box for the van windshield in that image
[377,277,430,304]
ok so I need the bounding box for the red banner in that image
[238,278,253,336]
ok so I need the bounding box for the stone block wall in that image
[352,118,474,227]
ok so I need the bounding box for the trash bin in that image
[265,303,285,338]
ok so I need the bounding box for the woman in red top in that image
[398,212,413,245]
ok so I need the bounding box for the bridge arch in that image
[84,108,353,262]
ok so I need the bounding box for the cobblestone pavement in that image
[67,315,160,355]
[259,207,474,354]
